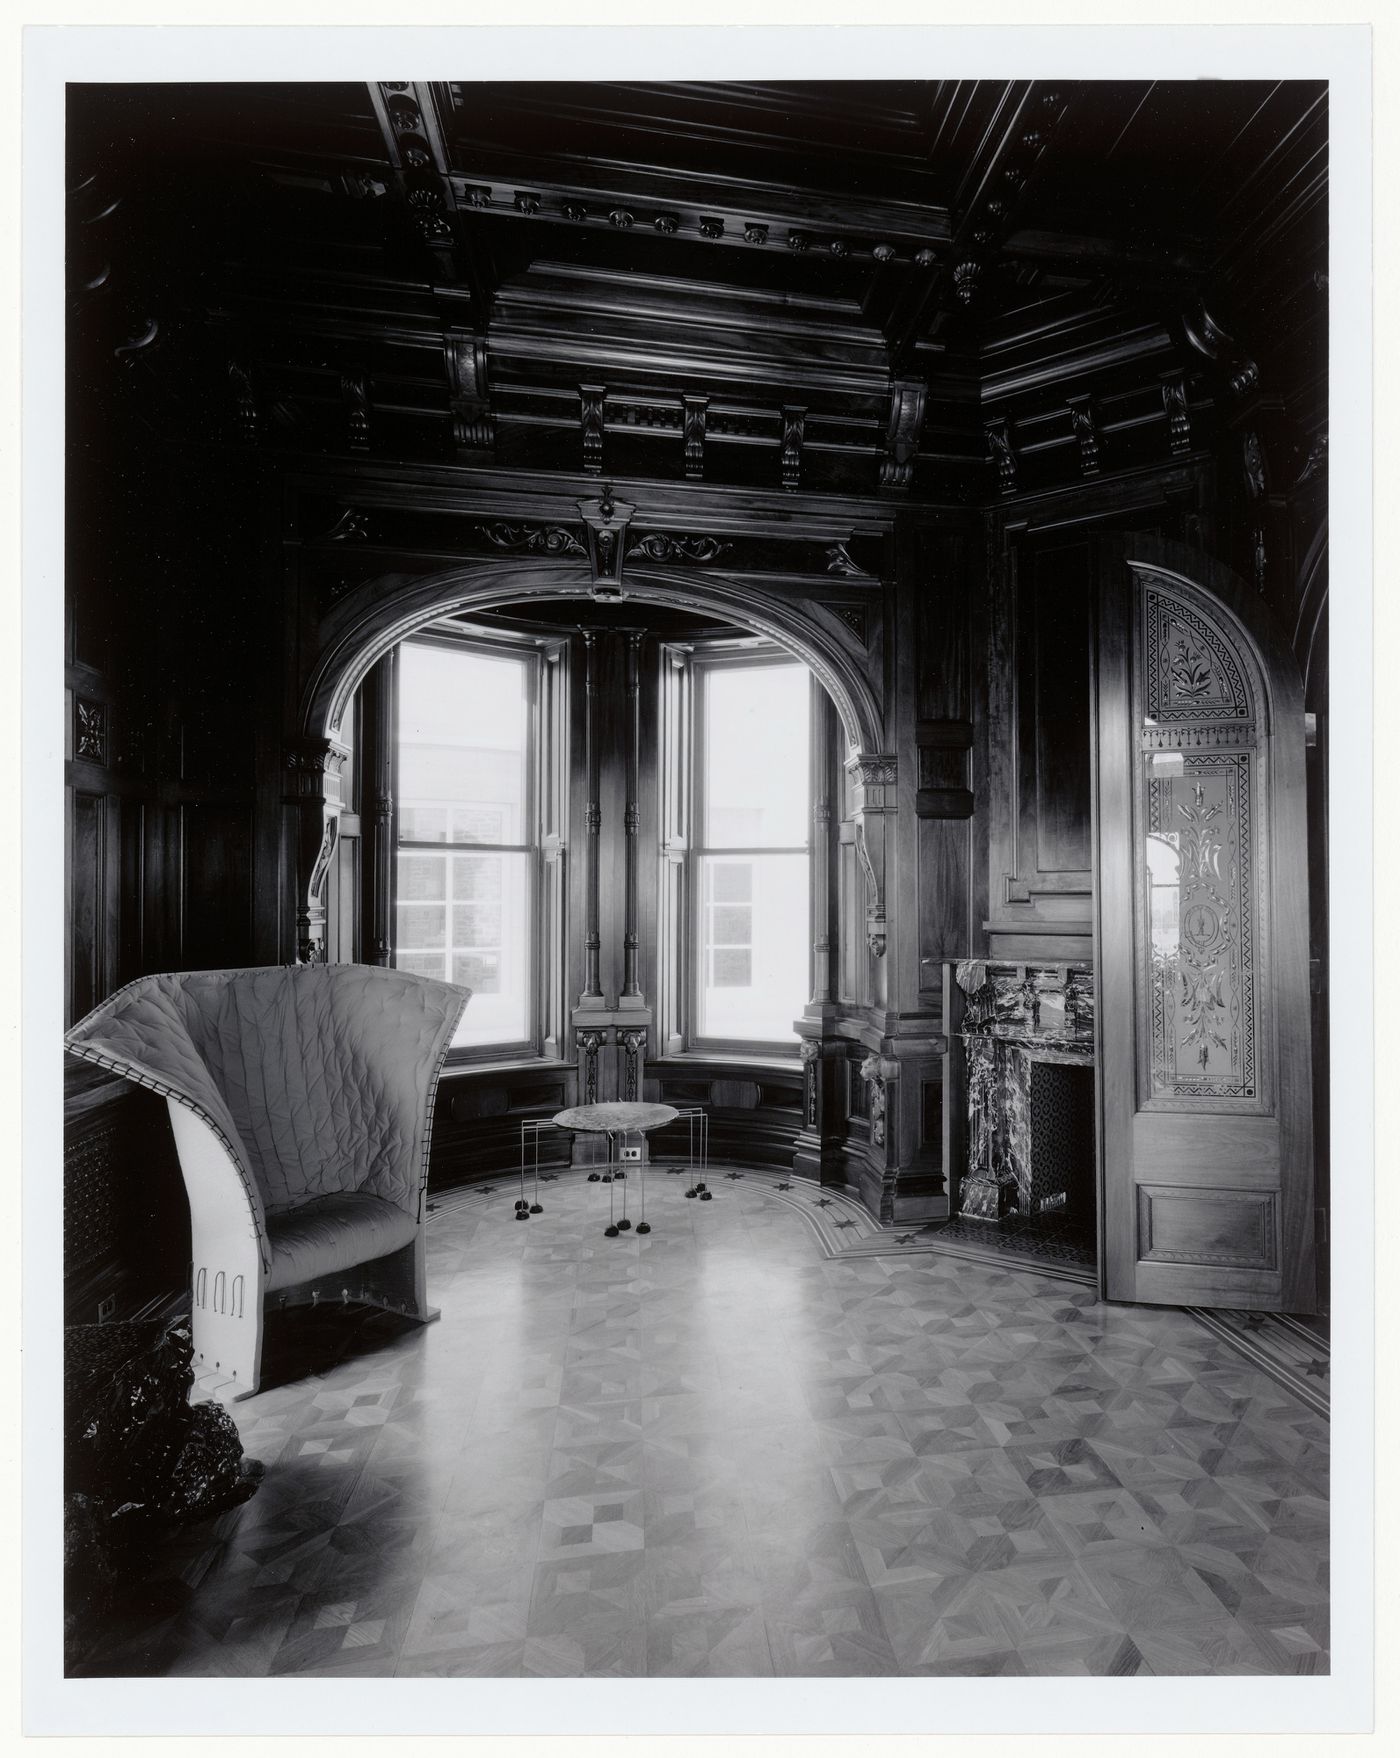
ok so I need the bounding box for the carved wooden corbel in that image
[781,406,805,491]
[682,394,708,480]
[985,416,1017,495]
[580,383,606,475]
[445,330,494,453]
[880,380,927,491]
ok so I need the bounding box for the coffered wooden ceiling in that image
[68,79,1327,505]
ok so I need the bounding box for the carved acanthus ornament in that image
[625,532,731,564]
[75,698,108,765]
[478,523,586,558]
[825,542,873,579]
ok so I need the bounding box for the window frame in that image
[389,626,568,1067]
[660,639,814,1060]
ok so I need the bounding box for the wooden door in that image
[1093,544,1316,1312]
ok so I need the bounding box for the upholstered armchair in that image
[64,965,469,1397]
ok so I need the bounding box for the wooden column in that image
[580,630,603,1001]
[809,678,835,1008]
[621,630,644,1004]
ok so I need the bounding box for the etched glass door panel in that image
[1143,754,1259,1102]
[1095,552,1314,1313]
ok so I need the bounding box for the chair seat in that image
[265,1193,419,1293]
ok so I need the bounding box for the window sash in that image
[683,647,813,1052]
[392,632,548,1059]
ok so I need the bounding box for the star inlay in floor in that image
[74,1168,1328,1679]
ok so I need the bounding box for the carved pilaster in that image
[846,752,897,960]
[619,1027,647,1102]
[799,1037,821,1128]
[286,736,350,966]
[859,1052,902,1223]
[576,1028,607,1106]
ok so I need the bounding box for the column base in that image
[957,1175,1019,1221]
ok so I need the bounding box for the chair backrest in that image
[65,965,470,1215]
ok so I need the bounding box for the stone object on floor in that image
[64,1315,263,1670]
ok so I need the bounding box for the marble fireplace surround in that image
[953,960,1096,1223]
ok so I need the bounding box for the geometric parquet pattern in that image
[75,1168,1329,1679]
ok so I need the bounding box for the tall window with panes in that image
[660,645,812,1052]
[393,638,537,1051]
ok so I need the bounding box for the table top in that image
[552,1101,680,1134]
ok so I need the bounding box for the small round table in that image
[552,1101,679,1236]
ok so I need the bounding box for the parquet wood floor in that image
[76,1169,1328,1678]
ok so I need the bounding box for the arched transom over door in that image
[1094,553,1315,1314]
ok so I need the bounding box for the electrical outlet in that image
[97,1294,116,1324]
[620,1146,642,1162]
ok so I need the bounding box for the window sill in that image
[439,1054,576,1080]
[650,1051,801,1075]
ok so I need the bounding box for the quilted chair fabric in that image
[65,965,470,1221]
[64,964,470,1396]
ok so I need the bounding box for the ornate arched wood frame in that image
[289,559,892,965]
